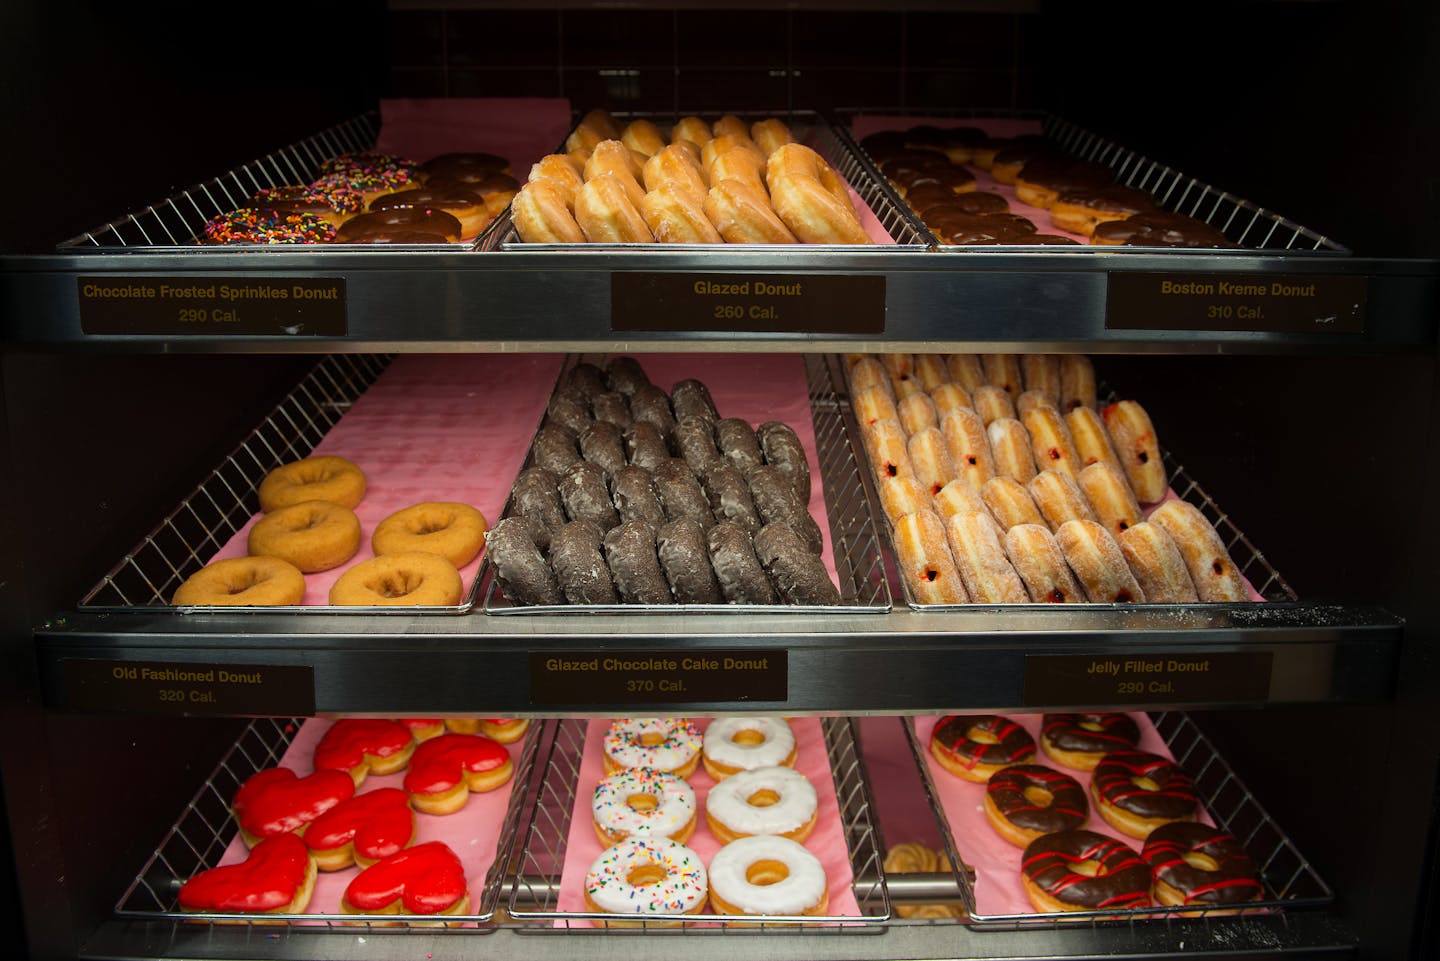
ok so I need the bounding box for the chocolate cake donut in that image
[700,461,763,534]
[653,459,715,528]
[753,523,840,605]
[605,356,651,396]
[715,418,764,473]
[603,520,673,604]
[550,520,620,604]
[757,421,810,503]
[671,379,719,425]
[579,420,627,477]
[531,423,582,475]
[675,417,723,477]
[623,421,670,471]
[509,466,566,551]
[485,516,563,606]
[611,465,668,529]
[629,384,677,445]
[656,518,723,604]
[558,461,619,532]
[563,361,608,400]
[706,521,778,605]
[591,391,632,429]
[747,465,823,554]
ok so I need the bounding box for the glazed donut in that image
[527,155,585,210]
[550,520,620,605]
[314,718,416,786]
[939,408,996,493]
[1078,462,1142,537]
[1148,500,1249,602]
[565,120,606,155]
[621,119,667,157]
[371,502,487,569]
[604,718,703,779]
[987,417,1037,484]
[981,354,1024,399]
[757,421,811,503]
[576,173,654,243]
[258,455,367,513]
[172,556,306,607]
[671,116,713,149]
[708,836,828,918]
[584,837,708,926]
[907,425,958,496]
[877,475,934,524]
[1004,523,1083,603]
[981,477,1047,531]
[402,732,513,816]
[709,146,769,198]
[929,714,1036,782]
[642,180,717,243]
[250,184,363,227]
[485,516,563,606]
[983,763,1088,846]
[1143,822,1263,910]
[929,382,973,423]
[656,518,723,604]
[892,509,968,604]
[765,143,868,243]
[303,787,415,871]
[1055,519,1145,603]
[340,840,470,922]
[334,207,461,243]
[1029,468,1098,531]
[946,354,987,393]
[1060,355,1098,411]
[1066,406,1123,473]
[704,178,798,244]
[583,140,646,194]
[944,511,1029,603]
[705,765,818,843]
[1101,400,1168,503]
[702,717,796,780]
[232,767,355,847]
[579,109,622,140]
[1117,521,1199,603]
[592,767,698,847]
[328,551,464,607]
[750,118,795,157]
[898,391,940,436]
[753,523,840,605]
[1091,750,1199,839]
[702,133,763,170]
[1022,407,1082,482]
[972,384,1016,426]
[370,186,491,238]
[1020,830,1150,912]
[247,500,361,573]
[178,833,317,916]
[706,520,778,604]
[604,520,674,605]
[712,114,751,139]
[1049,185,1157,237]
[512,181,586,243]
[1040,713,1142,772]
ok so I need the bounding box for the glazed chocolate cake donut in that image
[653,459,715,528]
[558,461,619,531]
[747,465,823,554]
[603,520,673,604]
[550,520,620,604]
[531,423,582,475]
[629,384,678,445]
[610,465,668,529]
[579,420,627,477]
[674,417,723,478]
[605,356,651,396]
[671,379,719,425]
[757,421,811,503]
[656,518,724,604]
[485,516,563,606]
[715,418,765,473]
[753,524,840,605]
[706,521,778,604]
[623,421,670,471]
[508,466,567,552]
[545,393,594,436]
[591,391,632,429]
[564,362,608,400]
[700,461,763,534]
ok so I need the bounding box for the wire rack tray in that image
[505,715,890,931]
[115,715,544,926]
[481,353,893,614]
[903,710,1333,928]
[78,353,401,611]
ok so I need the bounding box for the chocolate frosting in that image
[1143,821,1263,905]
[656,517,723,604]
[1054,185,1156,214]
[1021,830,1150,908]
[932,715,1036,768]
[754,522,840,605]
[419,151,510,178]
[1093,211,1234,248]
[1042,713,1141,755]
[986,764,1087,834]
[1092,750,1198,820]
[370,186,484,212]
[335,207,462,243]
[1016,157,1113,193]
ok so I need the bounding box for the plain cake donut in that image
[328,551,463,607]
[247,500,361,573]
[172,556,306,606]
[258,455,367,513]
[371,502,488,568]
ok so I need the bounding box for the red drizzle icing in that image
[343,840,468,915]
[1092,750,1198,820]
[986,764,1088,834]
[933,715,1036,770]
[232,767,355,840]
[1042,713,1141,756]
[403,732,509,797]
[1021,830,1150,909]
[1142,822,1264,905]
[178,833,312,913]
[304,787,415,865]
[313,719,414,777]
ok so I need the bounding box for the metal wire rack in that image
[505,716,890,930]
[903,711,1334,928]
[115,715,545,926]
[481,353,891,613]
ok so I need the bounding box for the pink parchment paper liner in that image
[377,97,575,180]
[551,717,860,924]
[910,712,1214,919]
[212,716,530,922]
[204,353,561,606]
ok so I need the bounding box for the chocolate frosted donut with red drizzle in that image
[1040,713,1141,772]
[1090,750,1199,839]
[929,714,1036,783]
[1142,821,1263,911]
[1020,830,1151,913]
[983,764,1088,847]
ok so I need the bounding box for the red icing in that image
[343,840,468,914]
[313,719,414,776]
[232,767,355,841]
[403,732,508,796]
[178,833,312,913]
[304,787,415,864]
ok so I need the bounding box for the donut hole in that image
[625,793,659,814]
[1080,719,1105,733]
[1212,560,1226,576]
[1022,785,1055,809]
[924,567,940,582]
[1072,858,1104,879]
[1131,775,1162,793]
[640,732,666,748]
[407,511,453,536]
[732,729,768,748]
[222,571,263,594]
[1137,451,1149,464]
[627,864,668,888]
[366,571,424,599]
[746,788,782,809]
[1182,851,1220,872]
[745,859,791,887]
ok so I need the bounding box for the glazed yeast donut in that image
[705,765,819,844]
[765,144,870,244]
[258,455,367,513]
[328,551,464,607]
[172,556,306,606]
[708,836,829,918]
[592,767,697,846]
[584,836,708,926]
[929,714,1036,782]
[702,717,797,780]
[604,718,703,779]
[247,500,361,573]
[371,502,487,568]
[1143,822,1263,910]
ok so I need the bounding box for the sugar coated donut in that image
[893,509,968,604]
[929,714,1036,782]
[1021,830,1150,912]
[258,455,367,513]
[584,836,708,926]
[592,767,697,847]
[328,551,464,607]
[604,718,702,779]
[708,835,829,918]
[1040,713,1141,772]
[705,765,819,844]
[702,717,796,779]
[247,500,361,573]
[983,763,1088,847]
[1143,822,1263,910]
[371,502,487,568]
[1091,750,1199,839]
[1148,499,1249,602]
[172,556,306,606]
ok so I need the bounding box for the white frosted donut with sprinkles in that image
[583,836,708,926]
[708,835,830,918]
[705,765,819,844]
[603,718,702,779]
[701,716,797,780]
[591,767,698,846]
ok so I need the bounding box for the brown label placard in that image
[1023,651,1273,707]
[78,276,347,336]
[530,650,787,706]
[60,659,316,716]
[611,273,884,334]
[1106,272,1365,333]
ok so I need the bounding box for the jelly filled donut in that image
[584,836,708,926]
[328,551,464,607]
[892,509,968,604]
[604,718,703,779]
[258,455,367,513]
[592,767,698,846]
[1148,500,1248,602]
[1117,521,1199,604]
[371,502,488,569]
[984,763,1088,847]
[1091,750,1199,839]
[1143,821,1263,910]
[708,835,829,918]
[248,500,361,574]
[705,765,819,844]
[172,556,306,607]
[1040,713,1142,772]
[702,717,796,780]
[929,714,1036,782]
[1020,830,1150,912]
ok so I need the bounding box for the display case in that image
[3,3,1439,960]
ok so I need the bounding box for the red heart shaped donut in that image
[341,840,470,920]
[232,767,356,846]
[304,787,416,871]
[402,732,513,815]
[313,719,416,786]
[399,718,447,741]
[179,833,317,915]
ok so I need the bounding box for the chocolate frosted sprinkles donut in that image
[579,420,627,477]
[701,461,763,534]
[1021,830,1151,911]
[671,379,719,425]
[715,418,764,473]
[1142,822,1263,908]
[623,421,670,471]
[675,417,723,477]
[558,461,619,532]
[753,524,840,605]
[653,459,715,528]
[757,421,811,503]
[611,465,668,529]
[747,465,823,554]
[550,520,619,604]
[707,521,778,605]
[485,516,563,606]
[657,518,723,604]
[603,520,673,604]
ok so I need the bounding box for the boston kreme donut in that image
[1020,830,1150,912]
[1142,821,1263,910]
[592,767,697,846]
[983,764,1088,847]
[603,718,703,779]
[1091,750,1199,839]
[702,717,796,780]
[929,714,1036,783]
[705,765,818,844]
[1040,713,1142,772]
[584,836,708,926]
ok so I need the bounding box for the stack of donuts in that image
[927,713,1264,915]
[583,716,834,924]
[485,356,840,607]
[198,149,518,245]
[848,352,1250,605]
[512,108,872,245]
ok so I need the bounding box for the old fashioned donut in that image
[328,551,463,607]
[371,502,487,569]
[703,717,796,780]
[929,714,1036,782]
[656,518,723,604]
[984,763,1088,847]
[592,767,698,847]
[706,765,818,844]
[1040,713,1142,772]
[1143,822,1263,910]
[1091,750,1199,839]
[248,500,361,573]
[258,455,367,513]
[708,836,828,918]
[604,718,702,778]
[1021,830,1150,912]
[172,556,306,606]
[584,836,708,926]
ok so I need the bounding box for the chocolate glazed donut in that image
[653,459,715,529]
[558,461,619,532]
[1040,713,1141,771]
[747,465,823,554]
[1021,830,1151,910]
[591,391,632,429]
[629,384,678,446]
[675,417,723,477]
[715,418,764,473]
[985,764,1088,839]
[671,379,719,425]
[623,421,670,471]
[531,423,582,475]
[1091,750,1198,838]
[700,461,763,534]
[1142,822,1263,907]
[706,521,778,604]
[757,421,811,503]
[563,361,608,400]
[610,465,667,529]
[603,520,673,604]
[549,520,619,604]
[579,420,627,477]
[508,466,567,551]
[932,715,1037,774]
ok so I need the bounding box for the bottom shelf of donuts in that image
[884,711,1332,927]
[504,715,890,930]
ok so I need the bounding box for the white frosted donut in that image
[603,718,702,778]
[705,765,818,843]
[592,768,697,844]
[702,717,796,779]
[583,837,708,920]
[708,835,829,917]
